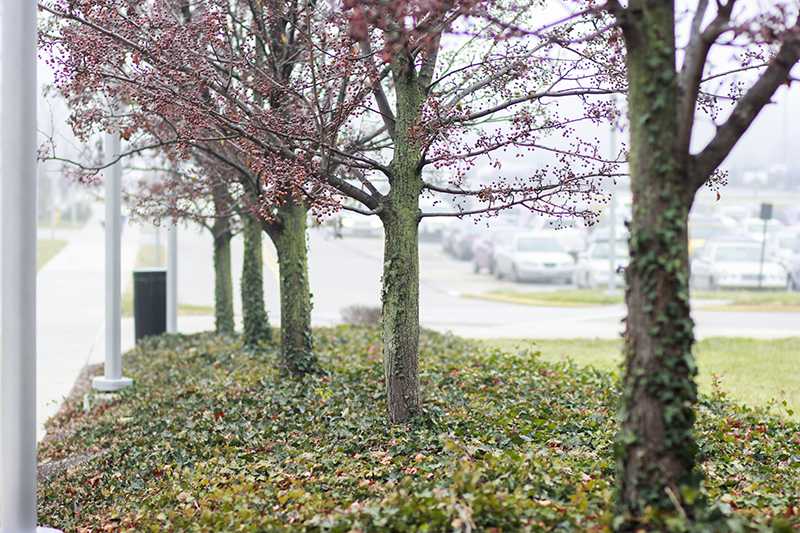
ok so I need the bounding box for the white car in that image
[338,211,382,238]
[742,217,785,242]
[574,242,629,288]
[691,241,789,290]
[494,232,575,283]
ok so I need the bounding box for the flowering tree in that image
[42,0,621,415]
[41,0,321,370]
[320,1,625,423]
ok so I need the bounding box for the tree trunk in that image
[241,212,271,348]
[617,2,699,528]
[211,181,235,336]
[270,200,316,375]
[212,221,235,336]
[380,55,425,423]
[380,194,421,424]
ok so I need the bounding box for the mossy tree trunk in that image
[212,217,235,336]
[267,200,316,375]
[241,212,271,348]
[616,2,699,527]
[380,186,421,424]
[379,54,426,424]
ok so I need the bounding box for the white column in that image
[92,129,132,392]
[1,2,62,532]
[607,116,618,293]
[154,225,162,266]
[167,223,178,333]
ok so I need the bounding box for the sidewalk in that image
[35,210,140,439]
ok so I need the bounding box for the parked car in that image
[774,234,800,290]
[493,232,575,283]
[472,227,516,274]
[574,241,629,288]
[688,215,736,257]
[338,211,382,238]
[742,217,785,242]
[773,232,800,262]
[443,222,481,260]
[539,218,587,255]
[789,258,800,291]
[419,216,452,242]
[691,241,789,290]
[588,224,628,245]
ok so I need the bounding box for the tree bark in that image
[241,212,271,348]
[268,200,316,375]
[212,219,235,336]
[616,2,699,528]
[380,192,421,424]
[379,53,425,423]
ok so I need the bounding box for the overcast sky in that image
[0,1,796,191]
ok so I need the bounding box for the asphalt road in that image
[174,225,798,339]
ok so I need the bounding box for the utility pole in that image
[607,107,618,293]
[1,1,62,531]
[167,222,178,333]
[92,128,133,392]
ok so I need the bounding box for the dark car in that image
[472,227,516,274]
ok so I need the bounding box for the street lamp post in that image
[1,2,63,531]
[167,222,178,333]
[92,129,133,392]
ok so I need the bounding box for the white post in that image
[92,129,132,392]
[1,2,62,532]
[167,223,178,333]
[154,225,162,266]
[607,116,618,294]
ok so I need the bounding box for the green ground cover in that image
[37,239,67,271]
[38,328,800,531]
[466,289,800,312]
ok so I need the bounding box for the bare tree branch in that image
[691,24,800,188]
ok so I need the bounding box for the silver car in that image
[574,242,629,289]
[691,241,789,290]
[494,232,575,283]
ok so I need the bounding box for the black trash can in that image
[133,268,167,342]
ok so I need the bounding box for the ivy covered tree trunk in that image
[380,188,421,424]
[380,55,425,424]
[616,2,699,527]
[269,200,316,375]
[241,213,271,348]
[212,220,235,336]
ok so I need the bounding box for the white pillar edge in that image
[91,125,132,392]
[167,222,178,333]
[1,1,63,531]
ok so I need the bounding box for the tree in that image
[595,1,800,527]
[241,210,272,348]
[295,1,618,422]
[42,0,618,415]
[42,0,314,370]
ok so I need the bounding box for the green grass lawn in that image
[466,288,800,311]
[37,239,68,271]
[37,328,800,531]
[121,244,214,317]
[483,337,800,417]
[465,289,622,307]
